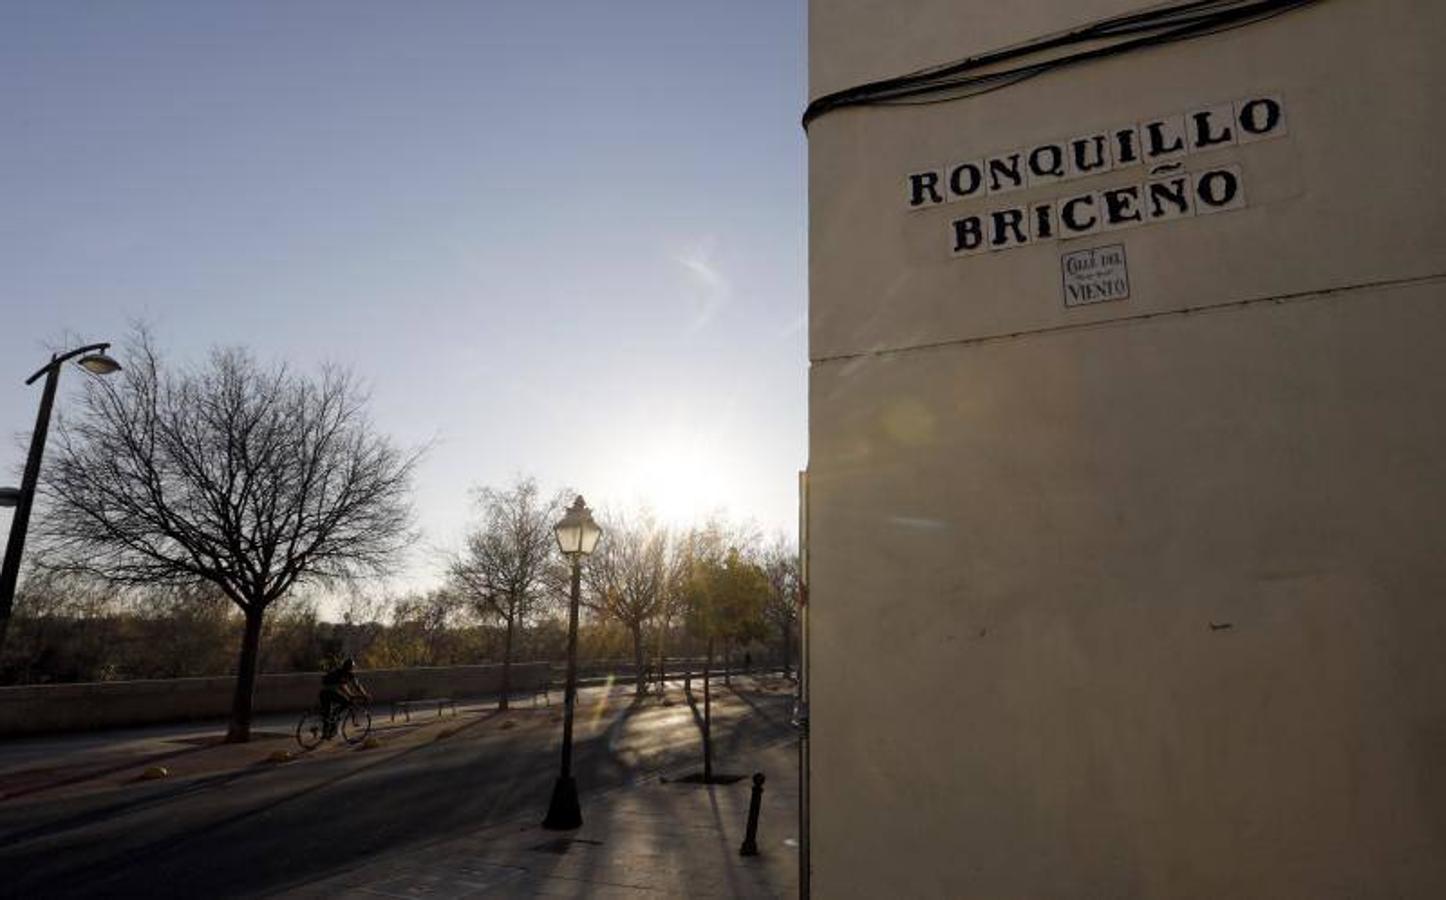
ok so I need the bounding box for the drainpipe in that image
[796,469,811,898]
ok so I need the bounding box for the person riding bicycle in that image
[319,657,369,738]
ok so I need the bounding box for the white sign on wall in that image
[1061,244,1129,307]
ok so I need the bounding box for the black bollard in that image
[739,772,765,856]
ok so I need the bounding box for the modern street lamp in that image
[0,343,122,655]
[542,494,602,831]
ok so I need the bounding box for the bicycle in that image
[295,697,372,750]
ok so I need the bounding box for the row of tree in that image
[3,332,801,742]
[0,574,788,688]
[447,477,801,710]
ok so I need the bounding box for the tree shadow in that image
[0,740,218,803]
[684,685,705,732]
[664,682,751,785]
[1,711,503,874]
[726,681,793,734]
[0,745,290,848]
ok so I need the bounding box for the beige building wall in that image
[806,1,1446,897]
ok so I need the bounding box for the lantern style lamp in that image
[553,496,603,557]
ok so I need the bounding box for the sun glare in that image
[607,432,738,528]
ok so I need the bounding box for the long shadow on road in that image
[0,745,302,848]
[0,741,216,804]
[1,710,516,899]
[1,686,794,899]
[726,681,795,732]
[56,699,664,898]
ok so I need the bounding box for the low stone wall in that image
[0,662,550,736]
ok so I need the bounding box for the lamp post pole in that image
[543,551,584,830]
[543,495,600,831]
[0,343,121,657]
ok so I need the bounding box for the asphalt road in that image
[0,679,796,899]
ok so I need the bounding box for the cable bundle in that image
[801,0,1324,128]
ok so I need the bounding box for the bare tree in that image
[582,510,667,697]
[380,588,465,667]
[761,536,801,679]
[36,333,418,741]
[449,476,563,710]
[653,530,690,691]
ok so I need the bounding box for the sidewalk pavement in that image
[278,732,801,899]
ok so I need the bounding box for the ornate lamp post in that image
[0,343,122,655]
[542,495,602,830]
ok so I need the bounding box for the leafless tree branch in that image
[34,329,419,739]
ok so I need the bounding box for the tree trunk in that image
[655,623,667,693]
[631,623,645,697]
[226,606,266,743]
[703,636,713,781]
[781,620,792,679]
[723,638,731,686]
[500,613,515,711]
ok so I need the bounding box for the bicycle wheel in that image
[341,704,372,745]
[296,708,327,750]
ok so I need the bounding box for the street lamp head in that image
[0,487,19,508]
[554,495,602,557]
[76,353,122,376]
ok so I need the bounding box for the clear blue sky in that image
[1,2,807,595]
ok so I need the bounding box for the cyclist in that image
[319,657,369,738]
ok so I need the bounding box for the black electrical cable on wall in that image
[801,0,1325,129]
